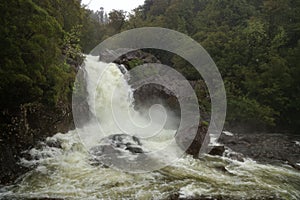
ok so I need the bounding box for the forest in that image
[0,0,299,135]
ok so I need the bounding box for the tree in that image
[108,10,126,33]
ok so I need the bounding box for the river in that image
[0,55,299,199]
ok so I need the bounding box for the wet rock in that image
[108,134,142,151]
[89,134,144,158]
[289,162,300,171]
[125,146,144,154]
[45,139,62,149]
[72,65,92,128]
[89,134,149,170]
[219,132,300,167]
[224,149,245,162]
[175,123,209,158]
[209,145,225,156]
[132,83,181,129]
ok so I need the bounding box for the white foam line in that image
[222,131,234,136]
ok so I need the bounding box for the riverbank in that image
[220,131,300,169]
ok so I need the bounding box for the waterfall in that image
[73,55,180,172]
[0,56,299,199]
[77,55,175,145]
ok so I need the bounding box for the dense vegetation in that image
[0,0,299,133]
[100,0,300,133]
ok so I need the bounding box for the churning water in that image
[1,56,300,199]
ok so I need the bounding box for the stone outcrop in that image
[72,65,92,128]
[132,83,181,129]
[175,123,210,158]
[209,145,225,156]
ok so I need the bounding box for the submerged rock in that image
[90,134,144,155]
[88,134,165,172]
[89,134,145,167]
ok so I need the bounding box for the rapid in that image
[0,55,299,199]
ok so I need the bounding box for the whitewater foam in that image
[1,56,300,199]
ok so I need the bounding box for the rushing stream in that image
[1,56,300,199]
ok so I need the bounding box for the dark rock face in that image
[133,83,181,129]
[102,49,182,129]
[209,145,225,156]
[220,132,300,168]
[175,123,209,158]
[72,65,93,128]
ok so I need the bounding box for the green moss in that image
[127,59,144,69]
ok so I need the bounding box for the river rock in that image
[209,145,225,156]
[90,134,143,154]
[175,123,210,158]
[88,134,152,171]
[219,132,300,167]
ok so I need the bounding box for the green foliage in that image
[127,59,144,69]
[33,0,84,32]
[1,0,299,133]
[80,9,106,53]
[171,55,201,80]
[62,25,85,64]
[0,0,83,109]
[0,0,59,108]
[118,0,300,132]
[228,96,278,127]
[108,10,126,32]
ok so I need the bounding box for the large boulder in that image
[90,134,144,155]
[209,145,225,156]
[132,83,181,129]
[175,123,210,158]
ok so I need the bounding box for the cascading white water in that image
[75,55,181,172]
[75,56,180,170]
[78,55,175,147]
[1,56,300,199]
